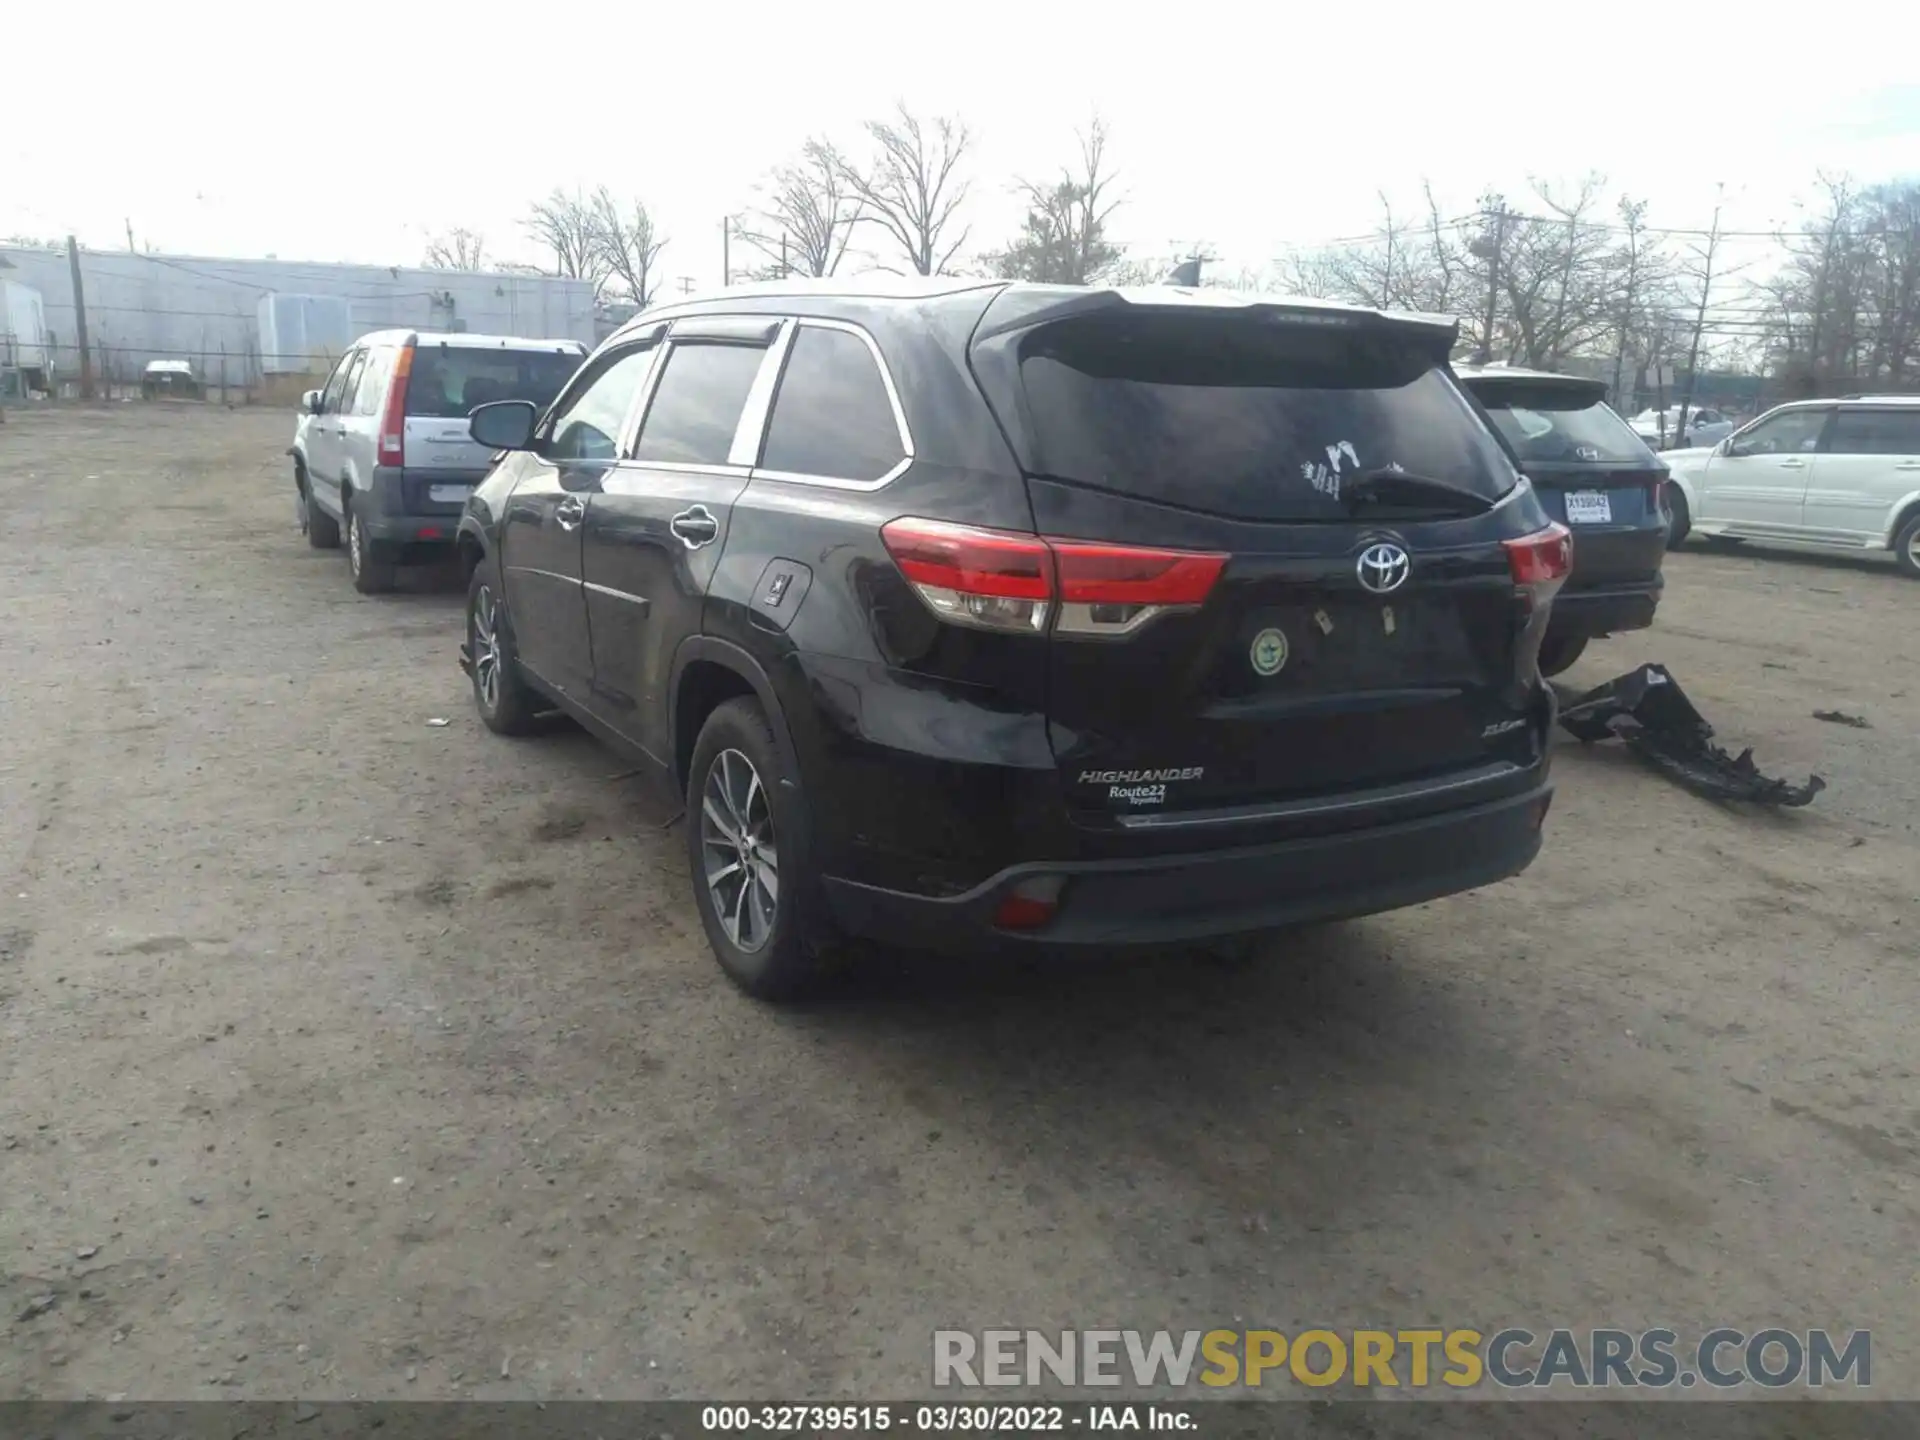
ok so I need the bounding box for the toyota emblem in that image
[1356,542,1410,595]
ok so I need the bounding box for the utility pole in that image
[125,218,136,252]
[67,236,95,400]
[780,232,789,279]
[721,217,731,288]
[1469,204,1508,364]
[676,276,696,296]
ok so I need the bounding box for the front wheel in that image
[1537,633,1589,678]
[686,697,828,1002]
[467,567,541,735]
[1666,487,1691,548]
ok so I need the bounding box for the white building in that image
[0,245,595,391]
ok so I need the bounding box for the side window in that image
[1829,410,1920,457]
[545,345,658,463]
[759,324,908,482]
[350,346,392,416]
[1736,408,1828,455]
[633,342,769,466]
[322,350,361,413]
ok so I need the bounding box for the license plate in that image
[1565,490,1612,524]
[428,484,472,504]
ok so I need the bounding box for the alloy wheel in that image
[700,748,779,952]
[471,585,503,712]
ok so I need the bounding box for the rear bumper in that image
[821,782,1551,955]
[354,464,479,546]
[1549,576,1662,639]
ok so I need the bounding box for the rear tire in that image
[300,467,340,549]
[346,505,396,594]
[686,697,828,1002]
[1537,633,1589,678]
[1666,487,1691,548]
[1894,512,1920,579]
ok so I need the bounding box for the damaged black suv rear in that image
[457,280,1571,999]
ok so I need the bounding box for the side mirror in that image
[468,399,539,452]
[303,389,323,415]
[1723,438,1748,458]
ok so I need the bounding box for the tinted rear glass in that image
[1016,313,1516,521]
[404,348,582,418]
[1474,385,1656,466]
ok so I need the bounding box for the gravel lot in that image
[3,403,1917,1404]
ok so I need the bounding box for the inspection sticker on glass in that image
[1565,490,1612,524]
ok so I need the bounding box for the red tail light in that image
[880,518,1227,637]
[1504,523,1573,586]
[378,343,414,468]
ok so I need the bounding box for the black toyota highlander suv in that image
[456,279,1571,1000]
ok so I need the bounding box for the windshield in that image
[1014,313,1518,522]
[1478,388,1656,465]
[404,347,583,418]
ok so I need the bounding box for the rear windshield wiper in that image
[1341,468,1494,515]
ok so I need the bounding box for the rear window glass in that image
[1474,386,1655,466]
[404,347,583,418]
[1015,314,1517,521]
[760,325,906,481]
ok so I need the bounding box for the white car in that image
[1629,406,1735,450]
[1663,396,1920,576]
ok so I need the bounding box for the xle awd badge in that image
[1250,627,1289,677]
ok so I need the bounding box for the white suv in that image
[1663,396,1920,577]
[292,331,587,592]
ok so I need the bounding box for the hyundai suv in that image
[291,330,587,592]
[455,280,1571,1000]
[1458,365,1669,675]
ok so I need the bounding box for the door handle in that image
[670,505,720,550]
[555,496,585,531]
[1778,459,1806,469]
[1897,461,1920,471]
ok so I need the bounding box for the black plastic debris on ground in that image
[1557,664,1826,807]
[1812,709,1872,729]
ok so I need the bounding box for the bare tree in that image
[736,140,863,279]
[987,116,1123,285]
[838,105,974,275]
[1606,198,1674,409]
[1281,183,1466,317]
[525,189,609,293]
[1671,190,1732,444]
[589,188,668,308]
[424,227,487,270]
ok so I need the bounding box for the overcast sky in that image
[5,1,1917,292]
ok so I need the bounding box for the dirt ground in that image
[2,403,1917,1404]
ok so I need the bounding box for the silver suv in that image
[292,330,587,592]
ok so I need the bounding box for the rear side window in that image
[1015,313,1516,521]
[1829,410,1920,456]
[1474,386,1655,466]
[760,325,907,481]
[406,347,583,418]
[633,342,768,466]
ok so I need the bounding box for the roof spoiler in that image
[971,286,1459,351]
